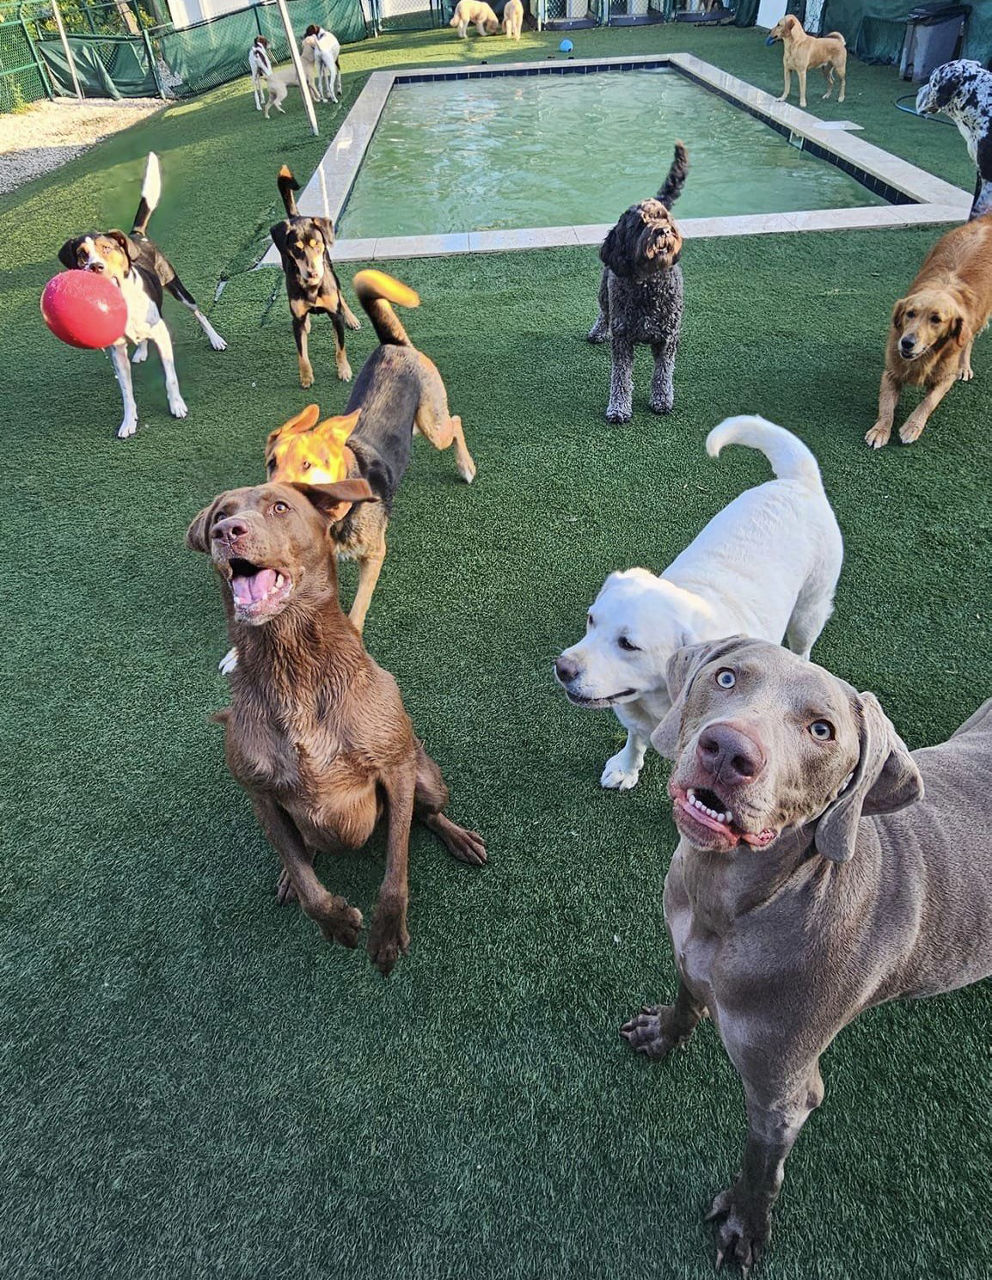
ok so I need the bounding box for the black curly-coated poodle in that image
[588,142,688,424]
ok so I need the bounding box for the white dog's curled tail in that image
[706,415,824,490]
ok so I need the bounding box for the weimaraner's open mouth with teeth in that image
[620,635,992,1273]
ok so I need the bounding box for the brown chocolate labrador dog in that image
[187,479,486,974]
[623,636,992,1271]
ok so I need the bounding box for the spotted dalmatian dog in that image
[916,59,992,219]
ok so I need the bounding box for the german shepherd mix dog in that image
[187,478,486,975]
[267,270,477,632]
[270,165,361,388]
[58,152,227,438]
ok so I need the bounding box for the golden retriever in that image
[867,214,992,448]
[766,14,846,108]
[502,0,523,38]
[450,0,499,36]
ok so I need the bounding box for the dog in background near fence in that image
[588,141,688,424]
[450,0,500,36]
[765,15,846,108]
[502,0,524,38]
[270,165,361,389]
[916,60,992,220]
[57,152,226,439]
[301,25,342,103]
[248,35,273,111]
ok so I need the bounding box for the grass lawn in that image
[2,23,990,1280]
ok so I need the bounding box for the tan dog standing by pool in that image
[450,0,499,36]
[866,213,992,448]
[766,14,846,108]
[502,0,524,38]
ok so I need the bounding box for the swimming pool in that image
[258,54,970,262]
[339,69,886,240]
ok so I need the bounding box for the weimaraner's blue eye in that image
[809,720,834,741]
[715,669,736,689]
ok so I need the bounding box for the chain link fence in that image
[0,13,50,109]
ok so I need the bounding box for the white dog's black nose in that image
[555,656,579,685]
[697,723,765,785]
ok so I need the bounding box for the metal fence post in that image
[51,0,84,98]
[254,0,263,35]
[142,26,166,97]
[274,0,318,136]
[18,5,55,98]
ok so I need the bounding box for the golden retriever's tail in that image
[656,141,689,208]
[353,270,420,347]
[706,416,824,490]
[827,30,846,42]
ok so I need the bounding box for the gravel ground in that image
[0,97,164,195]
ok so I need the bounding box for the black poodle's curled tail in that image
[656,141,689,208]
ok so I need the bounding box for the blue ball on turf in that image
[559,38,574,52]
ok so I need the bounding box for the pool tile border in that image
[258,53,970,266]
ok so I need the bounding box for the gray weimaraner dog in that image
[621,636,992,1271]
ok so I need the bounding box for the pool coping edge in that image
[257,53,971,265]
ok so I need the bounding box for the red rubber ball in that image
[41,271,128,350]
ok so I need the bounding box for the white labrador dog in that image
[554,416,843,790]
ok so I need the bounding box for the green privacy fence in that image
[821,0,992,64]
[15,0,366,102]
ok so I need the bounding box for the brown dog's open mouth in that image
[670,783,777,850]
[227,557,293,622]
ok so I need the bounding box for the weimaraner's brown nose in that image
[213,516,249,545]
[555,655,579,684]
[697,722,765,785]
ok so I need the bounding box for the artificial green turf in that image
[2,26,990,1280]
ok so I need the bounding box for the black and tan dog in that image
[270,165,360,388]
[266,269,477,633]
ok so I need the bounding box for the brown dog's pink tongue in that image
[249,569,277,602]
[231,570,277,606]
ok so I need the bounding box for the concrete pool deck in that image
[258,52,971,265]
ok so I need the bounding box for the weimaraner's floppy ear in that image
[650,634,752,760]
[814,692,924,864]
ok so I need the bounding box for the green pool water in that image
[338,68,887,239]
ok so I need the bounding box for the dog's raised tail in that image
[706,416,823,489]
[353,270,420,346]
[656,140,689,208]
[828,29,846,42]
[277,164,300,217]
[131,152,161,235]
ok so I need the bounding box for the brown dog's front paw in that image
[275,869,298,905]
[318,901,363,949]
[619,1005,689,1059]
[898,420,926,445]
[708,1185,772,1275]
[299,363,315,389]
[864,422,891,450]
[448,826,487,866]
[368,906,410,976]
